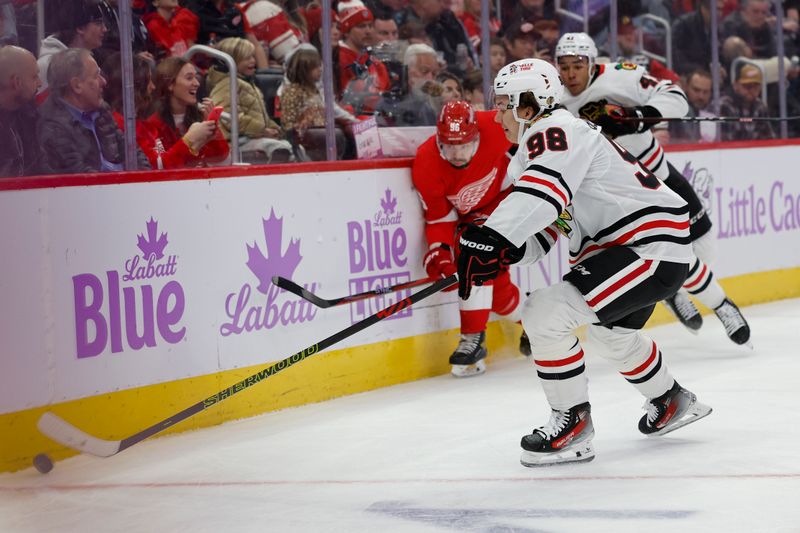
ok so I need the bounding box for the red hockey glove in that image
[457,224,525,300]
[423,244,457,292]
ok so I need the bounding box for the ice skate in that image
[714,298,752,347]
[639,381,712,437]
[449,331,487,377]
[520,402,595,467]
[519,330,531,357]
[663,293,702,333]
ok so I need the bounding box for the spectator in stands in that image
[364,0,406,21]
[721,0,776,59]
[503,20,544,62]
[185,0,268,68]
[670,68,718,143]
[534,19,560,61]
[207,37,293,163]
[503,0,555,31]
[398,18,433,47]
[394,0,476,77]
[436,70,463,107]
[143,0,200,59]
[0,45,50,177]
[374,16,399,44]
[1,0,17,45]
[718,64,776,140]
[146,56,229,167]
[94,0,154,68]
[37,0,108,97]
[38,48,150,173]
[612,17,680,82]
[672,0,725,76]
[462,69,485,110]
[376,42,439,126]
[488,36,506,78]
[458,0,500,50]
[336,0,391,117]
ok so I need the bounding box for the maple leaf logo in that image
[246,209,303,294]
[137,217,168,260]
[380,188,397,215]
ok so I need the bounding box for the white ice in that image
[2,298,799,533]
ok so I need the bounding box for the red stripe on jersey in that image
[586,260,653,308]
[684,264,708,289]
[570,218,689,265]
[644,145,663,167]
[519,175,568,206]
[535,349,584,368]
[544,226,559,242]
[621,342,658,376]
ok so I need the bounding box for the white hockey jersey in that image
[560,62,688,180]
[485,108,692,267]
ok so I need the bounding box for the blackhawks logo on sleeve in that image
[555,210,573,237]
[615,62,638,70]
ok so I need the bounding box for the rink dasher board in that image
[0,141,798,472]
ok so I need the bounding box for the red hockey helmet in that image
[436,101,480,145]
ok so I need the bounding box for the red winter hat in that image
[338,0,373,35]
[303,5,338,39]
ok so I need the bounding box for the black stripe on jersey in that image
[571,204,690,257]
[666,90,689,103]
[636,138,656,160]
[650,152,666,174]
[625,355,662,384]
[512,186,563,215]
[687,274,714,295]
[537,363,586,381]
[688,259,701,277]
[633,234,693,247]
[535,231,552,254]
[526,163,574,201]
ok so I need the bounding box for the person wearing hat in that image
[503,20,545,63]
[612,17,679,83]
[37,0,108,98]
[336,0,391,116]
[718,64,776,140]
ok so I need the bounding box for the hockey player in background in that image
[456,59,711,466]
[554,32,751,347]
[412,100,527,378]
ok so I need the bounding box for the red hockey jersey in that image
[412,111,514,248]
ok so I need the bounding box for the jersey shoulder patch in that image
[614,62,638,71]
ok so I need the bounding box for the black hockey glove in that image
[457,224,525,300]
[598,104,661,138]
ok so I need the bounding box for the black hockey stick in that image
[37,275,457,458]
[618,115,800,123]
[271,275,438,308]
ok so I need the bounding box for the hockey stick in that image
[37,275,457,458]
[618,115,800,123]
[271,275,438,309]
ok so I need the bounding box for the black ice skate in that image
[449,331,487,377]
[663,293,702,333]
[520,402,595,467]
[714,298,752,347]
[639,381,712,437]
[519,330,532,357]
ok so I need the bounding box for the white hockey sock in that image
[683,257,726,309]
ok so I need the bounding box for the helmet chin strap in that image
[511,105,543,145]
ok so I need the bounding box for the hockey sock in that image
[683,256,726,310]
[532,337,589,410]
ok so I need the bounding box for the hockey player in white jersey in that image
[555,32,751,347]
[456,58,711,467]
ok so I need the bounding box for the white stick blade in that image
[37,412,121,457]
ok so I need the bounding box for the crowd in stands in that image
[1,0,799,178]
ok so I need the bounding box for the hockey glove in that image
[457,224,525,300]
[423,244,458,292]
[598,104,661,138]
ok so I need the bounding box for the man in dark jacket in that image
[671,0,724,75]
[721,0,776,59]
[38,48,150,173]
[0,45,51,177]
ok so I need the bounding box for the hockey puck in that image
[33,453,53,474]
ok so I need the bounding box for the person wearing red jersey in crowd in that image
[413,100,528,377]
[336,0,391,116]
[145,57,229,168]
[143,0,200,59]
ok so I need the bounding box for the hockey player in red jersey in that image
[413,100,526,378]
[555,32,751,348]
[457,59,711,466]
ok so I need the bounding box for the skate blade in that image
[647,401,712,437]
[450,359,486,378]
[520,442,595,467]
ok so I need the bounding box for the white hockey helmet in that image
[555,32,598,71]
[493,58,563,142]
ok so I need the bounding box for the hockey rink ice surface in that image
[1,298,799,532]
